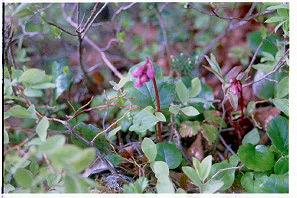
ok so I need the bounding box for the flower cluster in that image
[132,57,155,88]
[230,78,242,95]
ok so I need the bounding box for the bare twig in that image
[61,3,123,79]
[219,135,236,155]
[210,165,244,180]
[91,110,130,144]
[81,3,108,38]
[196,4,273,66]
[243,49,289,87]
[244,39,264,75]
[111,3,136,21]
[156,5,170,63]
[45,21,77,36]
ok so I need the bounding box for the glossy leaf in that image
[180,106,200,116]
[38,135,66,154]
[141,137,157,162]
[151,161,175,193]
[19,68,46,85]
[242,128,260,145]
[176,79,189,104]
[36,116,49,142]
[275,76,288,98]
[209,155,239,191]
[267,116,288,154]
[274,156,288,174]
[238,144,275,171]
[14,168,33,188]
[272,98,289,116]
[123,177,148,193]
[201,124,219,144]
[155,143,182,169]
[190,77,202,97]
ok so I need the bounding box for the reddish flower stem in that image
[152,77,162,142]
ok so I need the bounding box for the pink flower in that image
[230,78,242,95]
[132,57,155,88]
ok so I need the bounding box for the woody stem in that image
[239,82,244,119]
[152,77,162,142]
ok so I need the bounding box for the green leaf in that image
[155,142,182,169]
[265,16,286,23]
[111,76,129,91]
[227,91,238,110]
[105,153,124,166]
[267,116,288,154]
[4,128,9,144]
[73,123,111,154]
[155,112,166,122]
[123,177,148,193]
[182,166,202,187]
[203,110,226,128]
[275,76,288,98]
[7,105,37,119]
[176,79,189,104]
[272,98,288,116]
[180,106,200,116]
[141,137,157,162]
[14,168,33,188]
[169,104,181,115]
[52,62,73,99]
[205,54,222,74]
[38,135,66,154]
[267,3,289,10]
[63,175,91,193]
[274,156,288,174]
[180,121,200,138]
[242,128,260,145]
[4,184,15,193]
[209,155,239,191]
[50,145,96,173]
[238,144,275,171]
[190,77,201,97]
[259,174,288,193]
[201,179,224,193]
[36,116,49,142]
[30,82,55,89]
[106,126,121,141]
[241,172,288,193]
[19,68,46,85]
[24,88,43,97]
[193,155,212,182]
[129,107,160,136]
[151,161,175,193]
[201,124,219,144]
[46,173,62,188]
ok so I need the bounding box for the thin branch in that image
[219,135,236,155]
[210,165,244,180]
[244,39,264,75]
[243,49,289,87]
[196,4,273,66]
[45,21,77,36]
[156,5,170,62]
[91,110,131,144]
[111,3,136,21]
[61,3,123,79]
[81,3,108,38]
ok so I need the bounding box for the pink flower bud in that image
[140,74,149,84]
[132,65,145,77]
[135,79,142,88]
[230,79,242,95]
[146,60,155,79]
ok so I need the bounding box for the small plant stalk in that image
[152,77,162,142]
